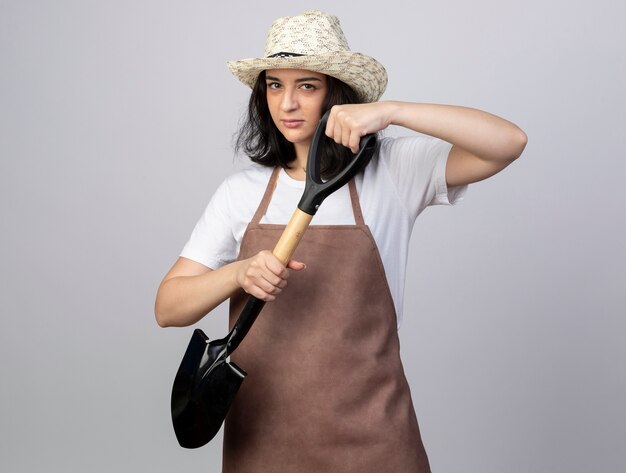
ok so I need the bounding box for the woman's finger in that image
[341,126,352,149]
[332,121,343,145]
[349,132,361,154]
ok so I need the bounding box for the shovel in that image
[170,111,377,449]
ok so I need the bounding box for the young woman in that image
[155,10,526,473]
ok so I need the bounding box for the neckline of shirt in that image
[278,168,306,189]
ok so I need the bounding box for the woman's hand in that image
[236,250,306,301]
[326,102,397,153]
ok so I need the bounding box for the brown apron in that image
[224,168,431,473]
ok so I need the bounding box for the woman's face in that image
[265,69,327,150]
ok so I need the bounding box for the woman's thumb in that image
[287,260,306,271]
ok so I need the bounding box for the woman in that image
[155,10,527,473]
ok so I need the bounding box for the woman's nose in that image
[280,88,298,112]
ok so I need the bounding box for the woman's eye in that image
[301,83,316,90]
[267,82,281,89]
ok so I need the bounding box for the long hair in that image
[234,71,363,179]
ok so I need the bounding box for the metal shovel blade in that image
[171,329,247,448]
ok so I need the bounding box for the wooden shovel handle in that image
[272,208,314,265]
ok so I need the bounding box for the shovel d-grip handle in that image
[298,111,377,215]
[225,111,377,355]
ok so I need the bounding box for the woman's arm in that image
[155,253,305,327]
[326,101,527,186]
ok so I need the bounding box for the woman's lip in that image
[281,119,304,128]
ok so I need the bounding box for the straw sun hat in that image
[227,10,387,103]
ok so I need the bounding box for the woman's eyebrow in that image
[294,77,323,83]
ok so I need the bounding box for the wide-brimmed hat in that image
[227,10,387,103]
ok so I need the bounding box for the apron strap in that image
[348,179,365,226]
[251,167,365,226]
[251,167,281,224]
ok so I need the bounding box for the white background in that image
[1,1,625,471]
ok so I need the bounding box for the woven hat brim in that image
[227,52,387,103]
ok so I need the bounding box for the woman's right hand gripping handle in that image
[154,251,305,328]
[235,250,306,302]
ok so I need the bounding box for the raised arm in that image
[326,101,527,186]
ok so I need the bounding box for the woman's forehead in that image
[264,69,326,81]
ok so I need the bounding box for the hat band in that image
[268,52,305,58]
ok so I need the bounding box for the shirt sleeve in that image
[379,135,467,221]
[179,178,238,270]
